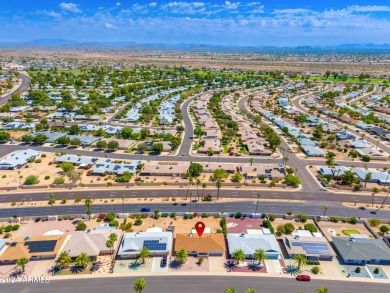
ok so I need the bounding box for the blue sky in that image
[1,1,390,45]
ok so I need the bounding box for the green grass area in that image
[292,76,389,85]
[342,230,360,236]
[28,69,84,76]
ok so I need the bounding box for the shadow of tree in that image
[169,260,183,270]
[224,260,238,272]
[247,261,262,272]
[10,270,23,278]
[286,264,301,276]
[128,261,142,271]
[70,266,85,274]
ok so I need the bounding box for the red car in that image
[296,275,311,281]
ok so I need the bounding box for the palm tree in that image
[253,249,267,265]
[109,233,118,242]
[175,249,188,264]
[196,179,201,200]
[201,183,207,198]
[326,157,334,168]
[121,195,125,215]
[316,287,328,293]
[16,257,29,272]
[249,158,254,166]
[186,176,193,199]
[255,193,262,215]
[48,194,56,216]
[245,289,256,293]
[232,249,245,265]
[364,173,372,188]
[138,247,151,264]
[134,278,147,293]
[216,180,222,200]
[225,289,237,293]
[84,198,93,220]
[75,252,90,268]
[56,251,71,269]
[106,239,114,254]
[293,254,308,269]
[372,187,380,207]
[322,205,329,217]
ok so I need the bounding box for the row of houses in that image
[193,93,222,154]
[2,223,388,266]
[319,166,390,185]
[222,95,272,156]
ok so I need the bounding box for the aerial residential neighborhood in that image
[1,1,390,293]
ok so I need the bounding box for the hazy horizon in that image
[2,1,390,46]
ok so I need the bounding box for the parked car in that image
[161,257,167,267]
[296,275,311,281]
[140,207,150,212]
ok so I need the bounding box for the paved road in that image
[0,71,31,106]
[0,275,388,293]
[2,200,389,219]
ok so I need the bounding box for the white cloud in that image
[104,22,117,29]
[59,2,82,13]
[273,9,313,15]
[149,2,157,7]
[36,10,62,19]
[116,2,121,6]
[348,5,390,12]
[225,1,240,10]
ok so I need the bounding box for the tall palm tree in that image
[109,233,118,242]
[56,251,71,269]
[253,249,267,265]
[372,187,380,207]
[186,176,193,199]
[322,206,329,217]
[175,249,188,264]
[293,254,308,269]
[216,180,222,200]
[232,249,245,264]
[75,252,90,268]
[84,198,93,220]
[133,278,147,293]
[316,287,328,293]
[364,173,372,188]
[138,247,151,264]
[196,179,201,200]
[249,158,254,166]
[106,239,114,254]
[255,193,262,215]
[121,195,125,215]
[16,257,29,272]
[201,183,207,198]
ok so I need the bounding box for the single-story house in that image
[62,230,121,259]
[0,149,41,170]
[174,233,226,257]
[332,236,390,265]
[283,235,336,261]
[0,235,66,264]
[227,233,281,260]
[55,155,98,166]
[140,162,189,177]
[301,145,325,157]
[117,232,173,258]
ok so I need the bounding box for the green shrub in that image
[4,232,10,238]
[41,154,47,157]
[304,223,318,233]
[58,216,63,221]
[329,216,340,223]
[106,212,116,222]
[369,219,380,227]
[134,216,143,226]
[297,213,307,223]
[374,267,380,274]
[170,212,176,218]
[269,214,276,221]
[74,196,82,203]
[235,212,242,218]
[311,266,320,274]
[277,225,286,234]
[201,213,209,218]
[380,225,389,233]
[24,175,39,185]
[355,267,361,273]
[109,220,119,227]
[262,219,274,234]
[349,217,358,224]
[76,221,87,231]
[284,223,295,234]
[35,159,42,163]
[53,177,65,184]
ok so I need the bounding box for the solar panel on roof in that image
[25,240,57,253]
[143,240,167,251]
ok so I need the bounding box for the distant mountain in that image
[1,39,390,51]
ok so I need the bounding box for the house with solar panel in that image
[117,232,173,258]
[283,230,336,261]
[0,235,66,264]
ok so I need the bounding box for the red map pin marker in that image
[195,222,206,237]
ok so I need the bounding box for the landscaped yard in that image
[53,261,95,275]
